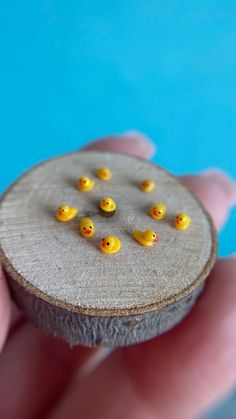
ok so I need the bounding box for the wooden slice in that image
[0,151,217,347]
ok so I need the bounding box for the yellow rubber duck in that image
[97,167,112,181]
[175,212,191,230]
[150,203,167,220]
[56,204,78,222]
[77,176,95,192]
[99,197,116,217]
[79,218,95,238]
[133,229,159,246]
[100,236,121,254]
[140,179,155,192]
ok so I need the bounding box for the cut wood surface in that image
[0,151,217,346]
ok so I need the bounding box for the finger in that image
[181,170,236,230]
[83,131,156,159]
[0,267,11,352]
[48,258,236,419]
[0,322,97,419]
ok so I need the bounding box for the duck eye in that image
[180,218,182,221]
[107,242,110,245]
[89,226,92,229]
[153,234,155,237]
[83,180,86,183]
[158,211,161,214]
[83,227,86,230]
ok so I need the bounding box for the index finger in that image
[0,267,11,352]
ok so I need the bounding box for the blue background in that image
[0,1,236,416]
[0,1,235,256]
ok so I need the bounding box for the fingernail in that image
[121,130,156,157]
[201,169,236,207]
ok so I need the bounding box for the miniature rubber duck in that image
[99,197,116,217]
[175,212,191,230]
[56,204,78,222]
[77,176,95,192]
[100,236,121,254]
[132,229,159,247]
[79,218,95,238]
[150,203,167,220]
[97,167,112,181]
[140,179,155,192]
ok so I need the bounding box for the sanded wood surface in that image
[0,151,217,346]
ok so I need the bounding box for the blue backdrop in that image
[0,1,235,255]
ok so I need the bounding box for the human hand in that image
[0,133,235,419]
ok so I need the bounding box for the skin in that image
[0,133,236,419]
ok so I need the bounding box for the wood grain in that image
[0,151,217,346]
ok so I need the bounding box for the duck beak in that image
[85,230,91,235]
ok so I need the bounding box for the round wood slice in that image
[0,151,217,347]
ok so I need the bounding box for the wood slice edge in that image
[6,270,206,347]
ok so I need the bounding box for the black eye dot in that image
[180,218,182,221]
[158,211,161,214]
[89,226,92,229]
[153,234,155,237]
[83,227,86,230]
[106,202,109,204]
[107,242,110,245]
[83,180,86,183]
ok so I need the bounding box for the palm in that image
[0,134,235,419]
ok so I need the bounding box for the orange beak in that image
[85,230,91,235]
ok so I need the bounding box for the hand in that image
[0,133,235,419]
